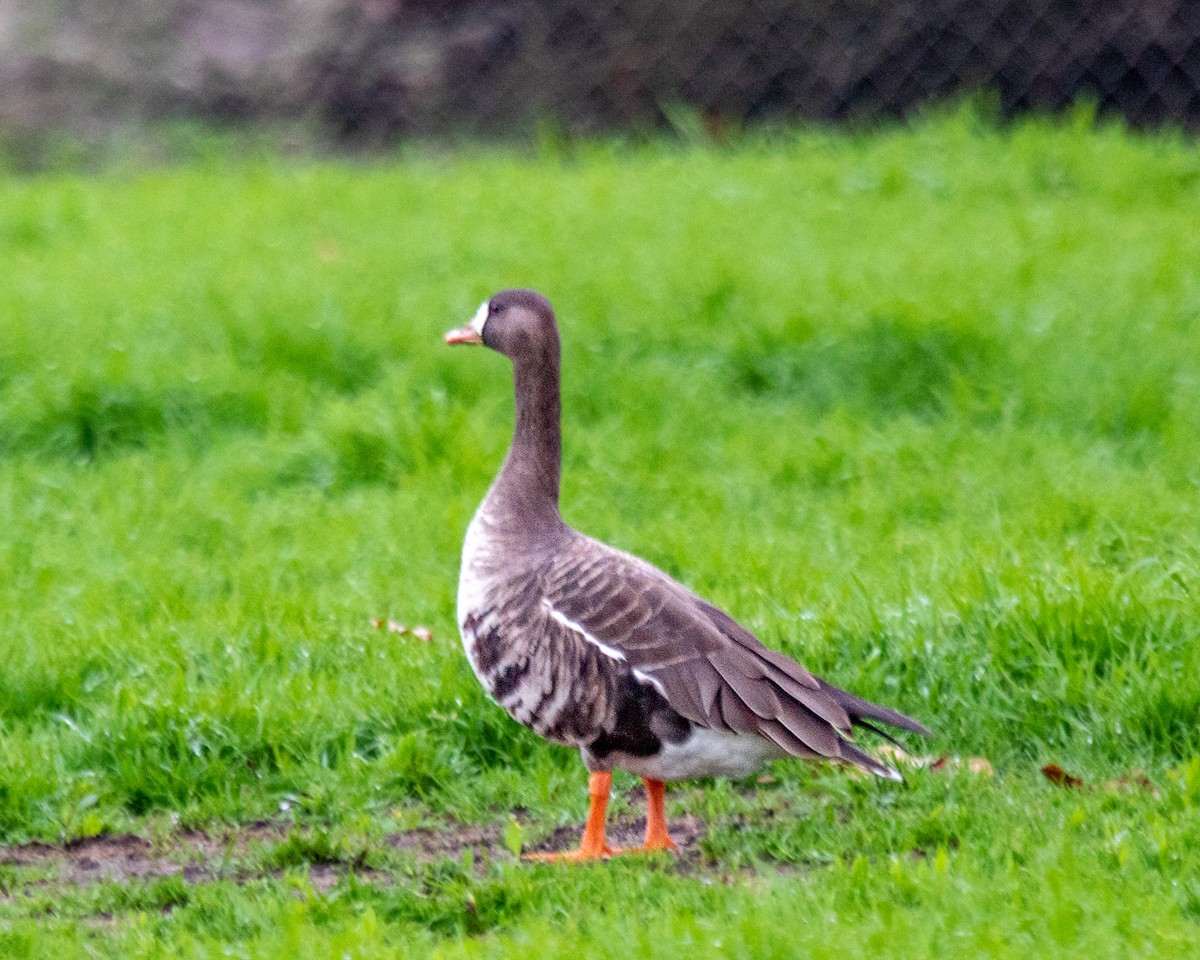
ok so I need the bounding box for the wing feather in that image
[541,535,926,775]
[759,719,824,760]
[708,650,781,719]
[717,684,761,733]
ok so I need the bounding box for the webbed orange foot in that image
[632,778,680,855]
[523,771,616,865]
[522,842,621,862]
[625,835,679,855]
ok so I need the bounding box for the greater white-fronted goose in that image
[445,289,930,860]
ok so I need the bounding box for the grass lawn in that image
[1,108,1199,957]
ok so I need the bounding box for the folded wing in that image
[542,536,928,779]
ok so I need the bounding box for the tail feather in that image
[848,717,906,751]
[821,680,930,782]
[818,680,932,738]
[838,740,904,782]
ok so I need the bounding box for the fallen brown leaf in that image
[873,743,913,765]
[1103,771,1157,796]
[370,619,408,634]
[873,749,995,776]
[1041,764,1085,788]
[412,626,434,642]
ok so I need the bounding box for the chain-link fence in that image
[2,0,1199,143]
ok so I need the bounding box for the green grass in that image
[2,106,1200,956]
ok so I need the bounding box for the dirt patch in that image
[0,814,710,891]
[385,822,505,861]
[2,828,274,887]
[526,813,707,861]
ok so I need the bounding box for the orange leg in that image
[523,772,618,862]
[636,778,679,853]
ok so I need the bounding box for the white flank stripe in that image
[632,669,666,697]
[542,599,626,662]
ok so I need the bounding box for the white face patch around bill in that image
[469,300,489,338]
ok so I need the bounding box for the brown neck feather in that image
[486,342,565,544]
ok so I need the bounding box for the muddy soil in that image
[0,815,708,890]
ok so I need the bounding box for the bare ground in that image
[0,815,710,892]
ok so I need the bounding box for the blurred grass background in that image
[1,108,1199,955]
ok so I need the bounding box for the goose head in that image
[445,288,558,361]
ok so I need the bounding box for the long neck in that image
[486,344,565,542]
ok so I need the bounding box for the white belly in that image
[601,727,787,782]
[456,508,498,687]
[456,508,490,625]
